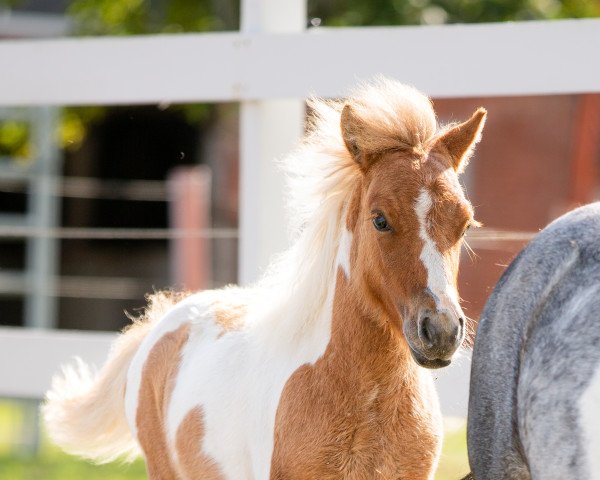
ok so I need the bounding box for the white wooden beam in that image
[0,33,240,106]
[0,327,115,399]
[0,19,599,107]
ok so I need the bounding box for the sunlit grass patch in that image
[0,399,146,480]
[0,449,147,480]
[436,417,470,480]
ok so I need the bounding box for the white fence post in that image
[238,0,306,285]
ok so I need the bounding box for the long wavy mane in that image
[253,77,438,332]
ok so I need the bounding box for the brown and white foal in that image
[44,78,486,480]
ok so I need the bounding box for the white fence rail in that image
[0,19,599,107]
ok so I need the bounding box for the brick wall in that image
[434,95,600,326]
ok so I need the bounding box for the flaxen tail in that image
[42,291,186,463]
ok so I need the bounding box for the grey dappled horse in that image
[467,203,600,480]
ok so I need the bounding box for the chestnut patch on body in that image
[214,300,248,337]
[136,323,191,479]
[176,407,224,479]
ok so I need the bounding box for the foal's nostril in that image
[419,316,434,347]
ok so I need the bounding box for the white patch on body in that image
[162,228,351,479]
[167,289,333,480]
[167,287,335,479]
[415,188,462,317]
[579,360,600,480]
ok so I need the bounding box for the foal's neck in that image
[330,268,415,384]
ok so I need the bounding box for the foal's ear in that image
[340,104,366,168]
[434,108,487,172]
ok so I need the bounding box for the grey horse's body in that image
[467,203,600,480]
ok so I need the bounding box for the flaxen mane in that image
[258,78,440,332]
[283,78,437,238]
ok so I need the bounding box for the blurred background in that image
[0,0,599,478]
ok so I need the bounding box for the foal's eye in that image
[373,213,391,232]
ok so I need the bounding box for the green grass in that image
[0,400,469,479]
[0,400,147,480]
[435,418,470,480]
[0,451,147,480]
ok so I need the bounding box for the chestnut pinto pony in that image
[44,79,486,480]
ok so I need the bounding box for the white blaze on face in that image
[415,188,463,317]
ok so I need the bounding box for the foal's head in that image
[341,84,486,368]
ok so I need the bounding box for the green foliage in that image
[0,108,102,158]
[556,0,600,17]
[308,0,600,26]
[0,0,22,8]
[56,106,105,150]
[68,0,148,35]
[435,418,470,480]
[0,121,30,159]
[68,0,238,35]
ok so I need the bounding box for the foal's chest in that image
[269,363,442,480]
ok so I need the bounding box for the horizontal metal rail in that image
[0,226,238,240]
[0,271,151,299]
[0,225,531,243]
[0,175,168,201]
